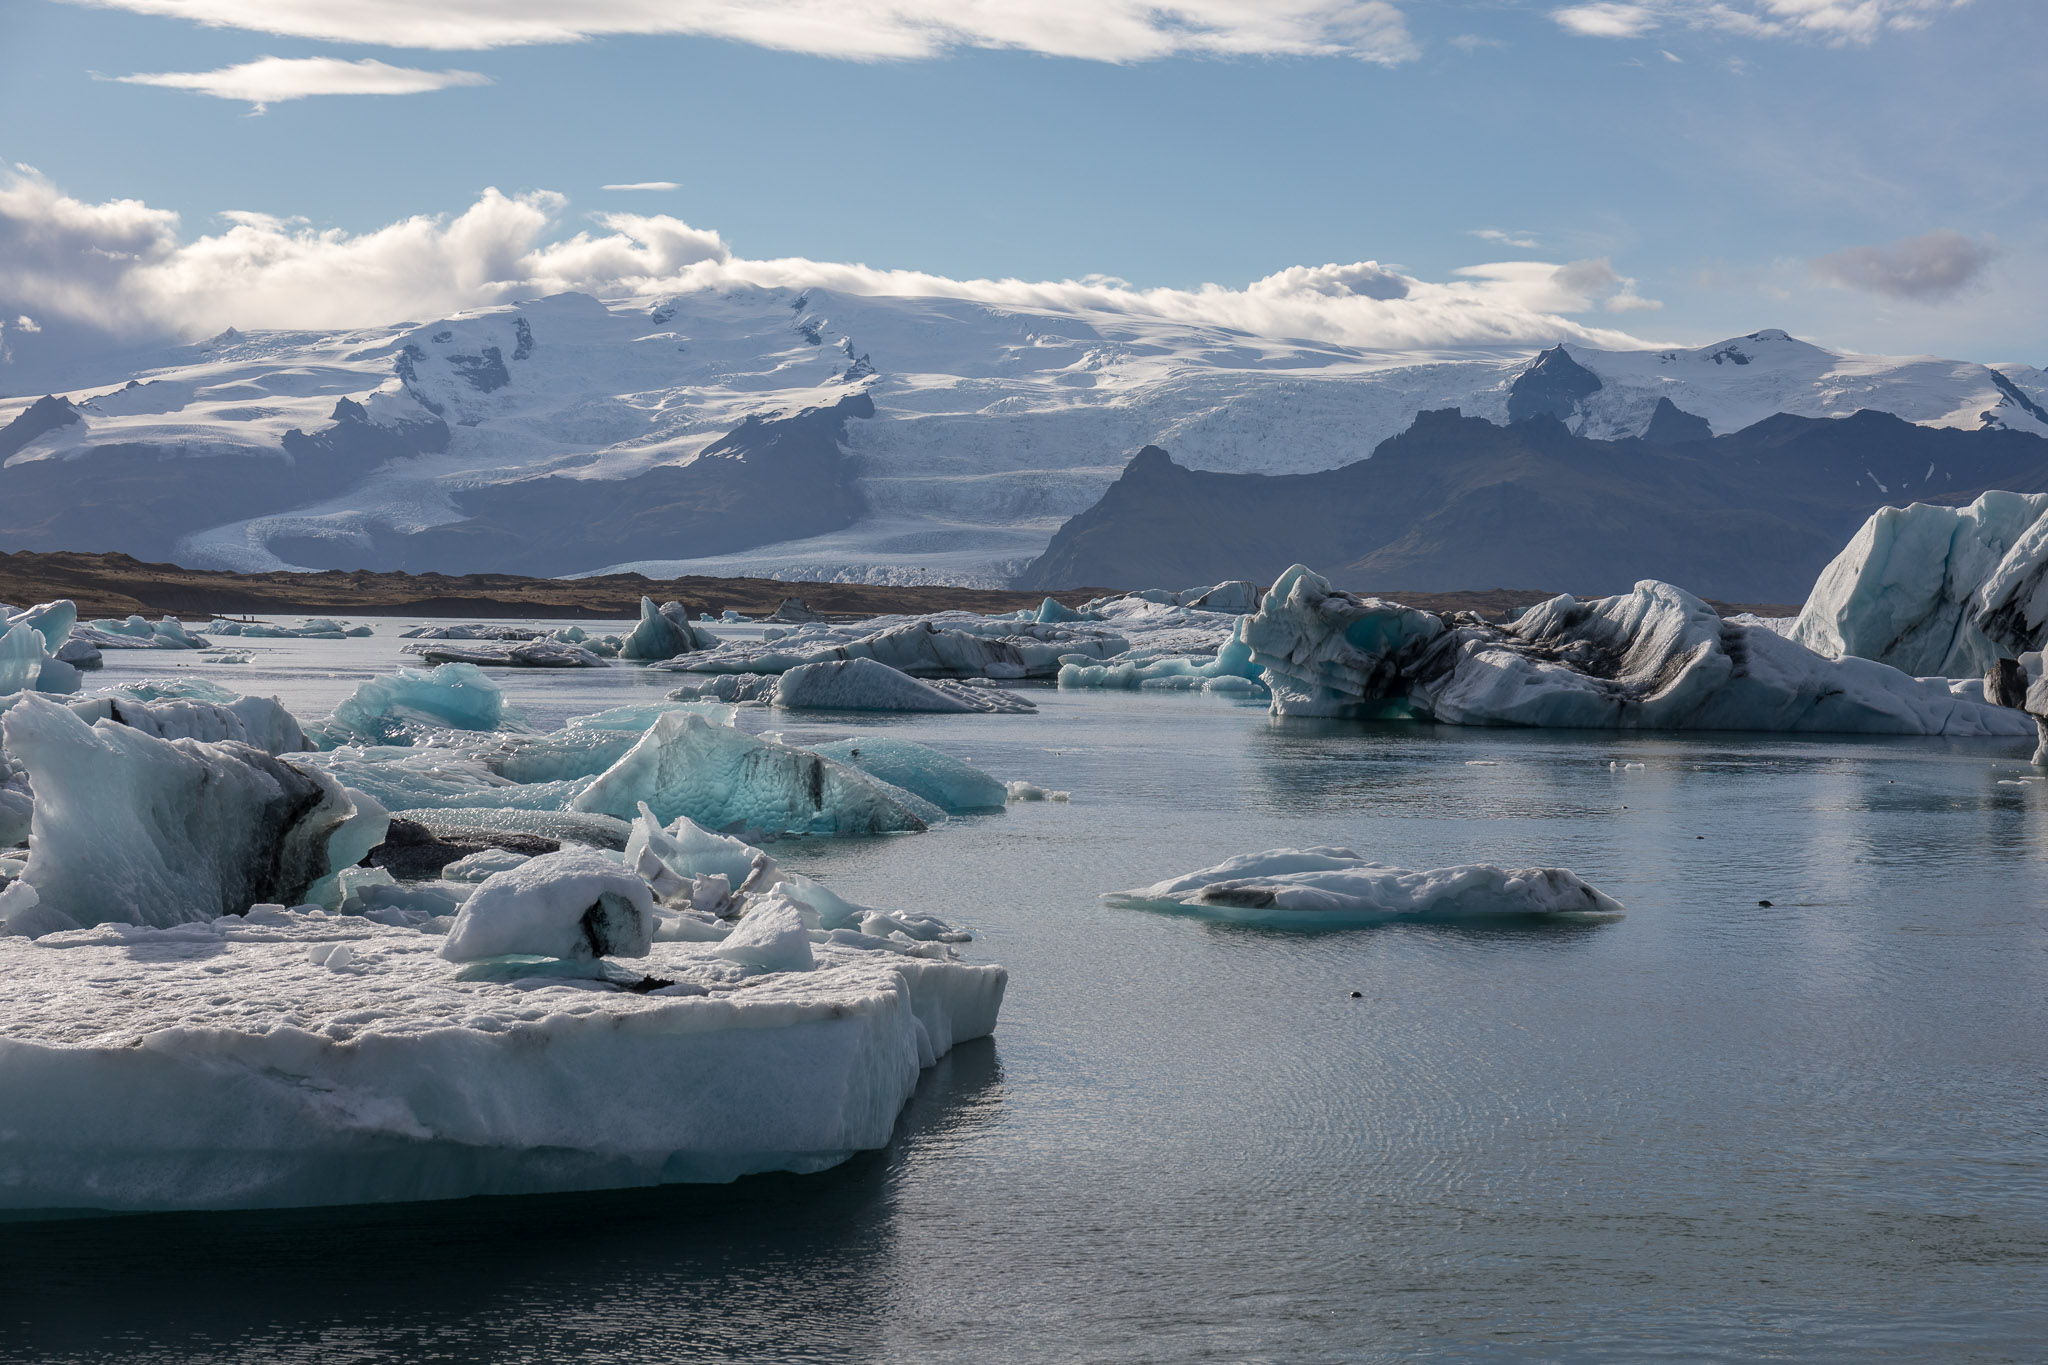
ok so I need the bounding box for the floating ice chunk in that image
[440,849,656,962]
[665,673,779,704]
[812,737,1009,812]
[0,910,1006,1211]
[621,596,723,662]
[408,640,607,668]
[64,690,309,755]
[713,895,815,972]
[313,663,510,747]
[150,617,205,649]
[571,712,931,836]
[8,600,77,653]
[1791,492,2048,677]
[1060,618,1265,693]
[2,695,386,931]
[0,622,80,697]
[1005,780,1070,803]
[569,701,737,731]
[0,767,30,847]
[1037,597,1087,623]
[406,807,631,849]
[441,848,533,881]
[1106,848,1627,927]
[626,803,772,891]
[775,658,1036,713]
[1246,564,2033,736]
[666,620,1127,681]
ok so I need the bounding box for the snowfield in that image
[3,288,2043,586]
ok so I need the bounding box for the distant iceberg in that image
[1105,848,1626,927]
[1246,564,2030,736]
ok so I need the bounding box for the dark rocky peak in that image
[330,396,370,423]
[447,346,511,393]
[1123,444,1180,476]
[1988,370,2048,427]
[206,327,243,348]
[1507,346,1601,424]
[1641,397,1714,445]
[0,394,82,461]
[841,353,875,383]
[1706,343,1752,365]
[512,317,535,361]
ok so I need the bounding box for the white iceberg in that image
[571,712,933,836]
[0,620,80,698]
[1247,565,2032,736]
[1106,847,1627,927]
[0,694,386,932]
[406,640,607,668]
[0,907,1006,1212]
[440,849,656,962]
[774,657,1036,713]
[712,895,815,972]
[1790,492,2048,677]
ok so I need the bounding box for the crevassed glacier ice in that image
[1790,492,2048,677]
[1247,565,2031,736]
[0,907,1006,1212]
[312,663,515,747]
[1,694,387,932]
[571,712,933,836]
[775,657,1036,713]
[1105,848,1627,927]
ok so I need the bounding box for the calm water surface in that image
[2,622,2044,1362]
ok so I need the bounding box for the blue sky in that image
[0,0,2040,364]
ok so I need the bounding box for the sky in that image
[0,0,2041,377]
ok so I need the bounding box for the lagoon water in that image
[3,620,2045,1362]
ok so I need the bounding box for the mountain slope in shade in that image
[1017,409,2048,604]
[2,289,2042,586]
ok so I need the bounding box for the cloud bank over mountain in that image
[0,167,1661,371]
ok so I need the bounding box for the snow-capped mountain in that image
[0,288,2041,587]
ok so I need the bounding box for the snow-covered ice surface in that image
[1105,847,1626,927]
[0,619,2045,1361]
[0,908,1003,1212]
[8,290,2045,587]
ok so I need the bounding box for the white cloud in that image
[13,315,38,332]
[1810,229,1996,301]
[109,56,491,111]
[1457,257,1662,314]
[65,0,1421,64]
[1449,33,1507,50]
[0,169,1665,370]
[1550,0,1968,44]
[1471,228,1542,249]
[602,181,682,192]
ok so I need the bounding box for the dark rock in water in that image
[1641,397,1714,445]
[1506,345,1602,425]
[767,597,824,623]
[1758,900,1774,907]
[367,817,560,881]
[1987,657,2028,709]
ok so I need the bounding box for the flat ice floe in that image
[0,907,1005,1213]
[1105,849,1627,927]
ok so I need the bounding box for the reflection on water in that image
[8,642,2047,1361]
[0,1045,1002,1364]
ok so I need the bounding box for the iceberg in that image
[810,737,1010,812]
[7,600,77,654]
[774,657,1036,713]
[0,622,80,698]
[1105,848,1627,927]
[1245,564,2032,736]
[663,619,1127,681]
[62,688,309,755]
[1790,492,2048,677]
[713,895,815,971]
[0,695,386,932]
[0,907,1006,1212]
[312,663,513,747]
[620,597,724,662]
[440,849,656,962]
[571,712,933,836]
[408,640,607,668]
[1059,618,1266,694]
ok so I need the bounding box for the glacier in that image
[1105,848,1627,928]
